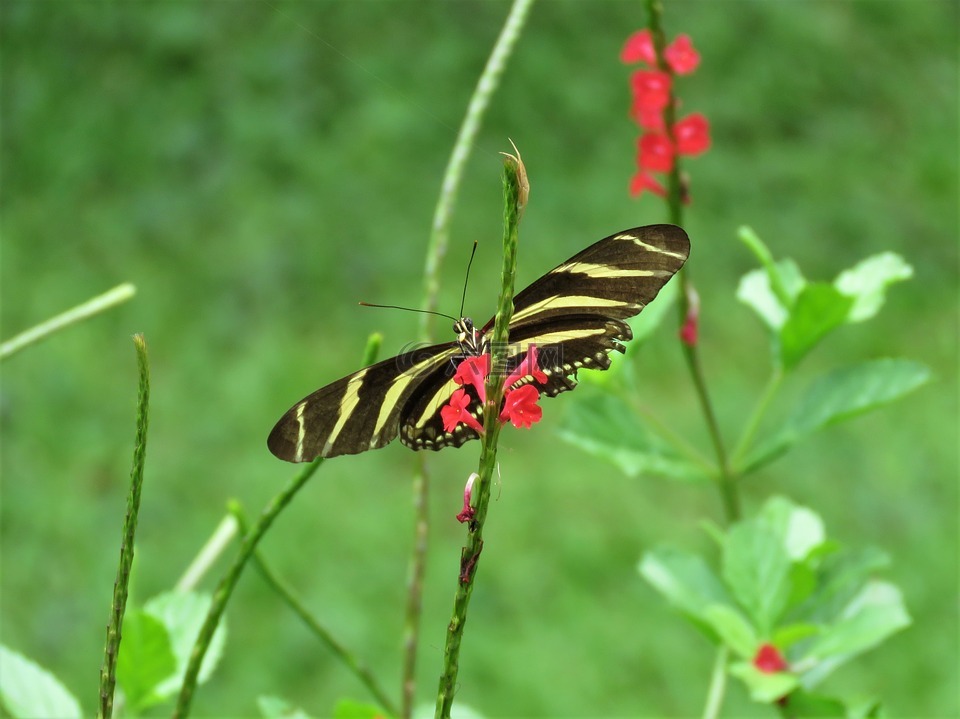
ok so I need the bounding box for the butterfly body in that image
[268,224,689,462]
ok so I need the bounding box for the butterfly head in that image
[454,317,483,355]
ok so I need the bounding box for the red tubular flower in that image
[753,643,788,674]
[629,171,667,198]
[453,354,490,403]
[620,29,656,65]
[499,384,543,428]
[665,34,701,74]
[630,70,672,114]
[441,388,484,434]
[674,112,711,155]
[504,345,548,388]
[638,133,675,173]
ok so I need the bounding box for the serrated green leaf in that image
[701,604,758,658]
[723,522,793,634]
[835,252,912,323]
[116,610,177,711]
[788,546,890,626]
[779,283,854,369]
[258,694,314,718]
[743,359,931,473]
[639,547,733,619]
[144,591,227,700]
[805,581,910,665]
[0,645,83,719]
[728,661,799,703]
[557,393,706,481]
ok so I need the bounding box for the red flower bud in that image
[620,29,656,65]
[665,34,701,75]
[638,133,675,173]
[675,112,711,156]
[753,643,788,674]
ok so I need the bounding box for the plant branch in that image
[231,505,399,716]
[731,366,783,471]
[1,283,136,360]
[435,150,526,719]
[98,333,150,719]
[701,646,729,719]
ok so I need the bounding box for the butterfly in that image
[268,224,689,461]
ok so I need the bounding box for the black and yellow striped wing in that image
[268,224,689,462]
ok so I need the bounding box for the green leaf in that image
[778,282,854,369]
[701,604,757,658]
[772,623,822,650]
[259,694,315,718]
[0,645,83,719]
[557,393,706,481]
[743,359,931,473]
[738,227,806,309]
[639,547,733,620]
[789,546,890,625]
[116,611,178,711]
[728,661,799,703]
[736,259,806,331]
[628,275,680,345]
[144,591,228,700]
[779,689,849,717]
[800,581,910,687]
[332,699,391,718]
[723,522,793,634]
[834,252,913,323]
[758,496,826,561]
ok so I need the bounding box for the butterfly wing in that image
[267,342,462,461]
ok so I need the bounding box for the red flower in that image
[499,384,542,428]
[665,34,700,75]
[632,103,665,132]
[453,354,490,403]
[675,113,711,155]
[441,388,484,434]
[680,282,699,346]
[630,70,672,114]
[638,133,675,173]
[504,345,548,388]
[753,643,788,674]
[629,171,667,198]
[620,29,656,65]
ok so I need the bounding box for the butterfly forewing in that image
[268,224,689,462]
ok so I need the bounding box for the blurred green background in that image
[2,1,957,717]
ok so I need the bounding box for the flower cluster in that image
[440,345,546,435]
[621,29,710,199]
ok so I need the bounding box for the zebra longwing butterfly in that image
[268,224,689,462]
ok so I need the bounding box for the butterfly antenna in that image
[358,302,459,324]
[459,240,479,319]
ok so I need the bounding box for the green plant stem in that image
[98,333,150,719]
[175,515,239,592]
[646,0,740,524]
[1,283,136,360]
[701,646,729,719]
[408,3,534,715]
[628,397,715,474]
[731,366,783,470]
[435,151,525,719]
[172,459,323,719]
[230,505,399,716]
[173,335,382,718]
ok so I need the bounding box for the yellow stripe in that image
[371,350,457,444]
[322,368,368,455]
[559,261,672,279]
[511,294,637,324]
[616,232,687,260]
[411,375,461,431]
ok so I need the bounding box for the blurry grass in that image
[1,1,957,717]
